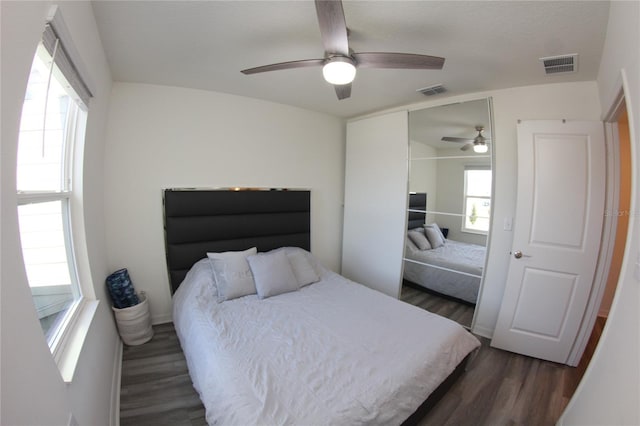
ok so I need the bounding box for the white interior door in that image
[491,120,605,365]
[342,111,408,297]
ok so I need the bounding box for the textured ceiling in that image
[91,0,610,118]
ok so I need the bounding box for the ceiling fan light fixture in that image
[473,143,488,154]
[322,56,356,85]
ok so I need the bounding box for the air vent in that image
[540,54,578,74]
[417,84,446,96]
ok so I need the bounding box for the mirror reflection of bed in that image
[402,98,493,329]
[402,192,482,328]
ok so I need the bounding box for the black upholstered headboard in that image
[407,193,427,230]
[163,189,311,294]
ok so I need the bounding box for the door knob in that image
[512,250,531,259]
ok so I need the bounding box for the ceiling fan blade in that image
[334,83,351,100]
[315,0,349,56]
[460,143,473,151]
[241,59,325,75]
[442,136,474,143]
[353,52,445,69]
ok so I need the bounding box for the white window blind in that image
[41,10,92,108]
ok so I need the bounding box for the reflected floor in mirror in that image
[400,282,475,328]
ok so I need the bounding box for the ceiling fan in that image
[241,0,445,100]
[442,126,491,153]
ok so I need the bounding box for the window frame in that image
[461,166,492,235]
[16,41,90,362]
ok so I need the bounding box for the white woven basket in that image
[112,292,153,345]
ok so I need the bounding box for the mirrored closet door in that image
[402,98,493,328]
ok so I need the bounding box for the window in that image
[462,167,492,234]
[16,19,91,355]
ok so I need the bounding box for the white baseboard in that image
[109,338,123,426]
[471,324,494,339]
[151,313,173,325]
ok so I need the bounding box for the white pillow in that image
[424,226,445,248]
[407,229,432,250]
[425,223,447,243]
[405,236,419,251]
[286,249,320,286]
[208,247,257,302]
[247,250,299,299]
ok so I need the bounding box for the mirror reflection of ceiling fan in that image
[241,0,445,100]
[442,126,491,153]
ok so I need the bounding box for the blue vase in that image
[106,268,139,309]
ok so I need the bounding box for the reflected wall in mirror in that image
[402,98,493,329]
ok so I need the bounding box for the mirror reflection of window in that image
[463,167,492,234]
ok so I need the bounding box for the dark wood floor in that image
[119,324,206,426]
[120,289,577,426]
[419,337,572,425]
[400,283,475,328]
[401,284,574,425]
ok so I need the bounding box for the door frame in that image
[566,74,634,365]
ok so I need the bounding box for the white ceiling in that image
[91,0,610,119]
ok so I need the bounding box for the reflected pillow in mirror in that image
[424,226,445,249]
[425,223,447,243]
[408,229,432,250]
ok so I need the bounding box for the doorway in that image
[567,100,632,389]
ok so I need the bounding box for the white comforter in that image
[173,249,480,426]
[405,239,486,277]
[403,239,486,303]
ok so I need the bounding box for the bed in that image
[403,193,485,304]
[164,188,481,425]
[403,238,485,304]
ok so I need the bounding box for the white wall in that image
[409,141,437,224]
[560,1,640,424]
[103,83,345,323]
[1,2,119,425]
[408,141,437,196]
